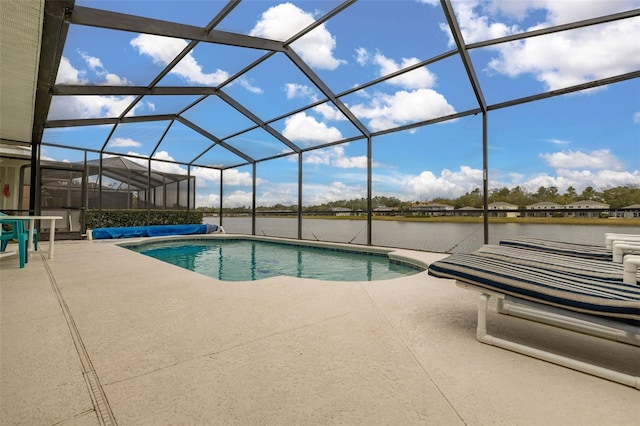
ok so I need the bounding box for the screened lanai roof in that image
[40,156,191,190]
[1,0,639,212]
[2,0,637,166]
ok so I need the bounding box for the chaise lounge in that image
[427,246,640,389]
[498,234,640,261]
[474,244,640,282]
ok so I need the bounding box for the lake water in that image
[206,216,640,254]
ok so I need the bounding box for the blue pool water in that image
[126,238,422,282]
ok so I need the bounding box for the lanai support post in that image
[298,152,302,240]
[28,143,40,215]
[186,165,191,213]
[483,111,489,244]
[367,135,372,246]
[219,169,223,229]
[251,163,256,236]
[98,154,103,226]
[82,151,88,233]
[146,158,152,225]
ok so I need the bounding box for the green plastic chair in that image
[0,217,28,268]
[0,213,37,252]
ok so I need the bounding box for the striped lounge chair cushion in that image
[475,245,640,283]
[427,253,640,326]
[499,237,612,261]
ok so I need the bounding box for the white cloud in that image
[304,146,370,169]
[196,192,220,208]
[355,49,437,90]
[190,167,220,186]
[80,52,104,71]
[355,47,369,66]
[56,57,87,84]
[191,167,258,186]
[130,34,185,66]
[539,149,624,170]
[633,111,640,124]
[375,160,640,202]
[130,34,229,85]
[282,112,343,144]
[256,182,298,206]
[445,0,640,91]
[518,169,640,194]
[223,190,253,207]
[417,0,441,6]
[508,172,525,182]
[503,145,640,195]
[524,1,637,26]
[150,152,190,176]
[39,150,58,162]
[237,77,264,94]
[196,172,259,207]
[285,83,316,100]
[50,56,139,120]
[103,73,131,86]
[590,169,640,188]
[403,165,483,200]
[224,168,258,186]
[249,3,345,70]
[282,83,345,121]
[108,137,141,148]
[48,95,139,120]
[193,159,639,207]
[333,154,368,169]
[443,1,516,44]
[348,49,455,130]
[546,138,570,145]
[373,54,437,89]
[78,51,131,86]
[304,151,331,166]
[301,181,365,205]
[348,88,456,131]
[312,102,346,121]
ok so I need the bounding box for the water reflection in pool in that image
[127,238,422,282]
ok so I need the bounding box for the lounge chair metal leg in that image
[496,299,640,347]
[475,294,640,390]
[477,294,492,342]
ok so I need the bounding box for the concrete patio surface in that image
[1,238,639,425]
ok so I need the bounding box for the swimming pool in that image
[123,237,424,282]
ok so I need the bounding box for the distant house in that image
[565,200,609,218]
[456,206,483,217]
[410,202,454,216]
[527,201,564,210]
[615,203,640,218]
[488,202,519,217]
[331,207,353,217]
[411,202,454,211]
[525,201,564,217]
[373,206,399,216]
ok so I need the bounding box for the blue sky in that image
[43,0,640,207]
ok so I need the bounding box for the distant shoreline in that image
[244,215,640,226]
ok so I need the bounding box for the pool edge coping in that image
[114,233,441,273]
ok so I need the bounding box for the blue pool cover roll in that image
[92,224,217,239]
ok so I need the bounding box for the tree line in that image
[196,184,640,212]
[448,184,640,210]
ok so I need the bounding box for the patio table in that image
[6,216,63,259]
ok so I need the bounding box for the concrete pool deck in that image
[1,238,638,425]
